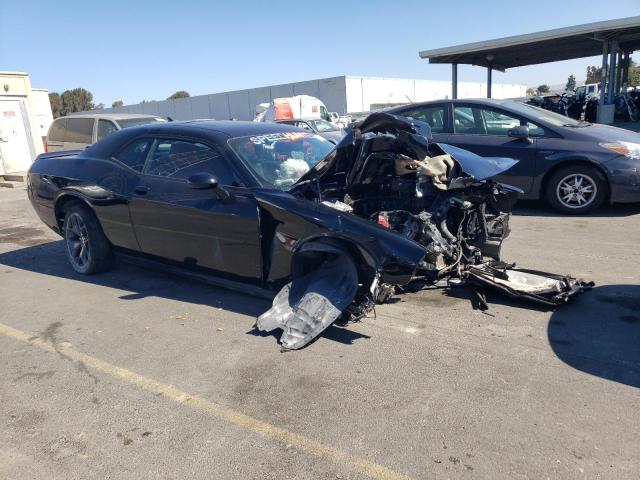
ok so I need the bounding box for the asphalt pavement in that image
[1,186,639,479]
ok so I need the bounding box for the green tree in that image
[586,65,603,84]
[565,74,576,91]
[536,84,550,95]
[167,91,190,100]
[112,100,124,108]
[526,87,536,96]
[626,60,640,87]
[49,92,63,118]
[584,61,639,88]
[60,88,94,115]
[94,103,105,110]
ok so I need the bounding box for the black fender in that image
[255,190,426,288]
[52,190,95,231]
[293,234,380,287]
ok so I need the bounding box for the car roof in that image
[385,98,515,110]
[126,119,306,138]
[64,113,163,120]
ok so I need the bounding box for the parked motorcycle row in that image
[527,88,640,123]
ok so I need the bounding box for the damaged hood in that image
[435,143,518,182]
[294,112,518,187]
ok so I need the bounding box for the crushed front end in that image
[256,113,592,349]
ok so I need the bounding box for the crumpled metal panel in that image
[436,143,519,182]
[463,261,594,307]
[256,248,358,350]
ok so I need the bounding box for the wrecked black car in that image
[27,114,592,350]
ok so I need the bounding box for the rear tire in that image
[63,203,113,274]
[545,165,606,214]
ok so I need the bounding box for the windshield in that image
[116,117,166,128]
[308,119,339,132]
[229,132,335,190]
[504,102,583,127]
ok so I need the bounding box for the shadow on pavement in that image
[246,324,370,349]
[547,284,640,389]
[513,200,640,218]
[0,240,379,348]
[447,282,640,388]
[0,240,370,347]
[0,240,270,315]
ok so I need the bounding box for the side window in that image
[113,138,153,172]
[453,106,520,136]
[399,105,445,133]
[145,139,239,186]
[526,121,546,137]
[479,109,520,135]
[453,106,481,134]
[295,121,313,131]
[320,105,329,121]
[47,118,67,142]
[65,118,94,144]
[97,119,118,141]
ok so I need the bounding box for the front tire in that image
[63,203,113,274]
[545,165,606,214]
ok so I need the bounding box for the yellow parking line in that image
[0,322,410,480]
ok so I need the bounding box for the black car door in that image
[391,103,449,143]
[126,136,262,282]
[448,104,536,192]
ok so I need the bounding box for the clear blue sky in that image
[1,0,638,105]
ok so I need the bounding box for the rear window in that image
[47,118,67,142]
[97,119,118,141]
[65,118,94,143]
[116,117,165,128]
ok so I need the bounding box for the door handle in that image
[134,186,150,195]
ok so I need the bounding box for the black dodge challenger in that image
[28,113,590,349]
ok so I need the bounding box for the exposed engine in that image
[317,139,519,284]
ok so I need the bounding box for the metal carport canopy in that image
[418,16,640,71]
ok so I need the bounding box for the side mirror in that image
[188,172,218,190]
[508,125,531,142]
[187,172,231,200]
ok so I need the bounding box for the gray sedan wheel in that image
[556,173,597,209]
[546,165,606,214]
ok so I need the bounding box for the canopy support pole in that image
[621,50,631,89]
[607,40,618,104]
[487,66,492,98]
[615,50,623,94]
[452,63,458,99]
[599,41,609,106]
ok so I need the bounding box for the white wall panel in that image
[189,96,211,119]
[248,87,272,118]
[172,98,192,120]
[318,77,347,113]
[269,83,295,99]
[227,90,251,120]
[156,101,176,118]
[208,94,230,120]
[80,76,526,118]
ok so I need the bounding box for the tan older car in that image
[45,113,165,152]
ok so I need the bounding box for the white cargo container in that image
[0,72,52,175]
